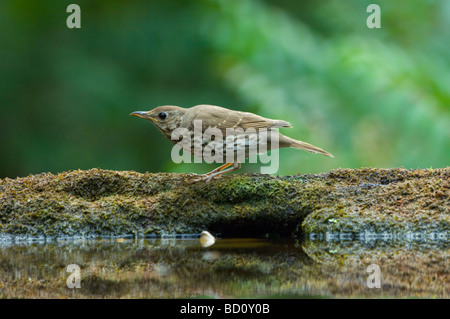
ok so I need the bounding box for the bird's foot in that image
[187,163,233,183]
[188,173,223,183]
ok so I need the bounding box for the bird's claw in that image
[188,173,222,183]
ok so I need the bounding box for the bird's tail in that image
[286,136,334,157]
[271,120,292,128]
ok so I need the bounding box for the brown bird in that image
[131,104,333,182]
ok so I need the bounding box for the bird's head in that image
[130,105,186,136]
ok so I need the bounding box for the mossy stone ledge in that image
[0,167,448,239]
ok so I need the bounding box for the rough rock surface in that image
[0,167,448,239]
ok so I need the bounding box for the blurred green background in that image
[0,0,449,178]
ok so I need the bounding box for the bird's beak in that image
[130,111,160,123]
[130,111,148,119]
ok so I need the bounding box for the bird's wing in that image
[190,105,291,132]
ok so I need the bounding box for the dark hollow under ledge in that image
[0,167,448,239]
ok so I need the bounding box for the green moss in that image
[0,167,448,238]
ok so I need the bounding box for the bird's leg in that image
[204,162,241,182]
[187,163,231,176]
[204,163,233,176]
[188,163,232,177]
[189,163,240,183]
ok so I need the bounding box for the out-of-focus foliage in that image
[0,0,449,178]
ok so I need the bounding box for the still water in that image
[0,236,448,298]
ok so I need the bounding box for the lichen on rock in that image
[0,167,448,239]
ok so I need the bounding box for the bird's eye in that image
[158,112,167,120]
